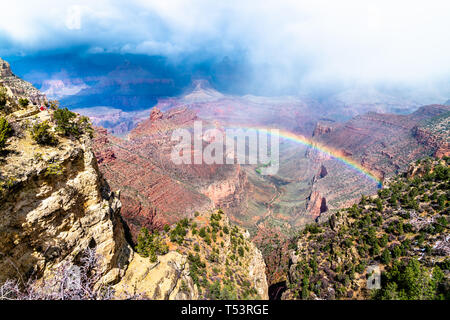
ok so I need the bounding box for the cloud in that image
[41,79,89,99]
[65,5,83,30]
[0,0,449,95]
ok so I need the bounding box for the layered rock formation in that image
[0,58,46,106]
[0,58,269,300]
[93,106,252,242]
[89,83,449,290]
[312,105,450,179]
[0,63,132,285]
[413,107,450,158]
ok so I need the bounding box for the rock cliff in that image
[0,58,268,300]
[0,58,46,106]
[0,61,132,286]
[115,209,268,299]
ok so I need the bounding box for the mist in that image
[0,0,449,100]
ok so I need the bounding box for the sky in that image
[0,0,449,102]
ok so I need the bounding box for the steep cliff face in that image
[92,106,255,242]
[115,210,269,300]
[0,60,132,286]
[305,191,328,220]
[0,134,132,285]
[0,58,269,300]
[0,57,46,106]
[201,164,249,211]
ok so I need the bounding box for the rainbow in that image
[225,125,383,188]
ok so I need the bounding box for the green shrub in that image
[18,98,29,107]
[199,227,207,238]
[0,86,7,108]
[169,221,188,245]
[135,227,169,262]
[381,248,392,264]
[31,121,56,145]
[45,163,63,176]
[377,259,446,300]
[188,253,206,286]
[53,107,78,136]
[53,108,93,138]
[0,117,12,151]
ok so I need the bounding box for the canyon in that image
[89,79,449,285]
[1,56,448,298]
[0,58,268,299]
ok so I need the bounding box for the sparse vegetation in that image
[286,158,449,300]
[0,86,7,109]
[31,120,56,145]
[45,163,64,176]
[135,227,169,262]
[53,107,93,138]
[0,117,12,151]
[140,210,265,300]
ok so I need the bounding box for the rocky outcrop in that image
[306,191,328,219]
[312,122,333,137]
[0,57,46,106]
[201,164,249,210]
[114,210,268,300]
[0,61,132,287]
[0,122,132,286]
[114,251,199,299]
[0,58,13,77]
[150,107,163,121]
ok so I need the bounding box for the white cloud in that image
[65,5,82,30]
[41,79,89,99]
[0,0,449,90]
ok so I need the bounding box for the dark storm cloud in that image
[1,0,449,97]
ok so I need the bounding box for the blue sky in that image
[1,0,449,103]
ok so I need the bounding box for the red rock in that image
[150,107,163,121]
[306,191,328,219]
